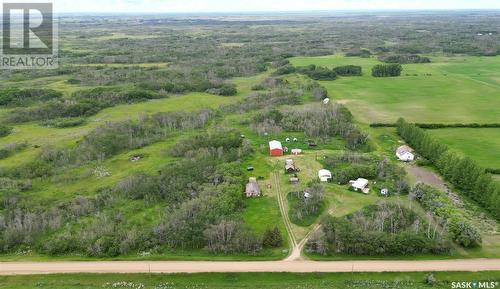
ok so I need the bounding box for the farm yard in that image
[0,11,499,265]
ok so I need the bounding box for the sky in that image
[52,0,500,13]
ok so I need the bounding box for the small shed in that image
[245,177,261,197]
[349,178,370,194]
[396,145,415,162]
[381,188,389,196]
[318,169,332,182]
[289,177,299,184]
[291,148,302,155]
[269,140,283,156]
[285,159,298,173]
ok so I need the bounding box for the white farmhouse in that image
[396,145,415,162]
[318,169,332,182]
[349,178,370,194]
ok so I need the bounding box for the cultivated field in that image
[290,55,500,124]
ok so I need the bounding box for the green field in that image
[290,55,500,124]
[1,272,499,289]
[428,128,500,169]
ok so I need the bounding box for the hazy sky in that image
[55,0,499,13]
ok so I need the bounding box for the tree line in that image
[306,202,451,256]
[411,183,481,248]
[397,118,500,220]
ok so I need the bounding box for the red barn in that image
[269,140,283,156]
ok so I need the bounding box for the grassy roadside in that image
[1,272,499,289]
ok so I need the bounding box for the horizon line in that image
[55,8,500,15]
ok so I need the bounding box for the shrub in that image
[379,54,431,64]
[0,124,12,137]
[0,88,62,106]
[412,183,482,247]
[333,65,362,76]
[262,226,283,248]
[372,64,402,77]
[42,117,86,128]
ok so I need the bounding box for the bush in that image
[412,183,482,248]
[206,84,237,96]
[379,54,431,64]
[297,65,337,80]
[273,65,296,76]
[0,88,62,106]
[333,65,362,76]
[372,64,402,77]
[42,117,86,128]
[262,226,283,248]
[0,124,12,137]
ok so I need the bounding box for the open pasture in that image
[290,55,500,124]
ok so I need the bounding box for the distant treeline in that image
[371,123,500,129]
[379,54,431,64]
[397,118,500,220]
[274,64,363,80]
[274,64,337,80]
[372,64,402,77]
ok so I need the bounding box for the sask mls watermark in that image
[1,1,58,69]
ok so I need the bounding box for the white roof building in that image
[396,145,415,162]
[269,140,283,151]
[350,178,370,194]
[318,169,332,182]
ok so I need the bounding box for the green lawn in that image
[290,55,500,124]
[428,128,500,169]
[1,272,499,289]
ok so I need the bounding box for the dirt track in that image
[1,259,500,275]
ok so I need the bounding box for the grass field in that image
[290,55,500,124]
[1,272,499,289]
[428,128,500,169]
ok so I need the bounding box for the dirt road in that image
[1,259,500,275]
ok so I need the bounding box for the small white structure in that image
[291,148,302,155]
[396,145,415,162]
[304,192,311,199]
[286,137,291,142]
[293,137,298,142]
[318,169,332,182]
[323,98,330,105]
[350,178,370,194]
[381,188,389,196]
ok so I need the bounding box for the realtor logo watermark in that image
[452,281,499,289]
[1,1,58,69]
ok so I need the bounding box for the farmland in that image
[428,128,500,169]
[0,11,499,264]
[290,55,500,124]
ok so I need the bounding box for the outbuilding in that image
[291,148,302,155]
[396,145,415,162]
[285,159,298,173]
[318,169,332,182]
[269,140,283,156]
[245,177,261,197]
[349,178,370,194]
